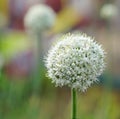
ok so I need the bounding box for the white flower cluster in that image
[100,4,118,19]
[45,33,106,92]
[24,4,56,33]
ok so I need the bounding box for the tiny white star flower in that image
[45,33,106,92]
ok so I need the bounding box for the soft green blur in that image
[0,0,120,119]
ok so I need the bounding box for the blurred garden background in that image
[0,0,120,119]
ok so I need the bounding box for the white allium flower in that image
[45,33,106,92]
[24,4,56,33]
[100,4,118,19]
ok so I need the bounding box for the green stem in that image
[72,88,77,119]
[32,33,44,95]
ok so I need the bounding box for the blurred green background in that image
[0,0,120,119]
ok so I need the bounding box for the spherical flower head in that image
[24,4,56,33]
[45,33,106,92]
[100,4,118,19]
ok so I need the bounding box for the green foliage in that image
[0,70,120,119]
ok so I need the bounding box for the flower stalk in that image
[32,34,43,94]
[72,88,77,119]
